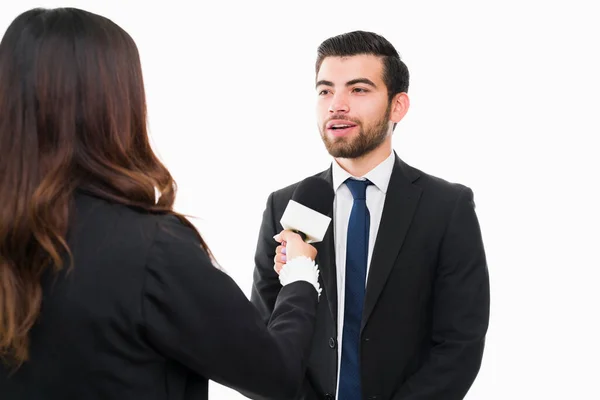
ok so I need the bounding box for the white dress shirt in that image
[331,150,395,398]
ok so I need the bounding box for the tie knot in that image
[345,178,372,200]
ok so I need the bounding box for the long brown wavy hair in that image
[0,7,212,367]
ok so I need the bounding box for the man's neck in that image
[335,141,392,177]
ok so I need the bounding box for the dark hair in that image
[0,7,212,367]
[315,30,410,102]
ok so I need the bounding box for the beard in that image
[319,104,391,159]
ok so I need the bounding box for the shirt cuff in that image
[278,256,321,298]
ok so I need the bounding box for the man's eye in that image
[352,87,368,93]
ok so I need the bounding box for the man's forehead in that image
[317,55,384,84]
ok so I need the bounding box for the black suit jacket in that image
[0,190,318,400]
[251,155,490,400]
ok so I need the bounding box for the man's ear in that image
[390,92,410,124]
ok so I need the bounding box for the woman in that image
[0,7,320,400]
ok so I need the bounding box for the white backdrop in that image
[2,1,599,398]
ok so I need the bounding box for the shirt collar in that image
[331,150,395,194]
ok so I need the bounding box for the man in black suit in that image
[250,31,490,400]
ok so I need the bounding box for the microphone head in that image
[291,176,334,216]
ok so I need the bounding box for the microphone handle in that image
[292,230,308,242]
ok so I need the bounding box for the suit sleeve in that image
[141,215,318,400]
[250,192,283,325]
[393,187,490,400]
[249,193,322,400]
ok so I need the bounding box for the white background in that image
[2,1,599,398]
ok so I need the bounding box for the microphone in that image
[280,176,334,243]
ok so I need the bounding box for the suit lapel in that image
[361,155,422,333]
[315,168,338,329]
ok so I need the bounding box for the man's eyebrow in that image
[346,78,377,88]
[316,80,334,88]
[315,78,377,88]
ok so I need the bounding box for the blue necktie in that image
[339,178,372,400]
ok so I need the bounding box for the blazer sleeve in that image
[393,187,490,400]
[141,215,318,400]
[250,192,283,324]
[250,193,323,400]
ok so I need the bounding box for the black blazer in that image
[0,190,318,400]
[251,154,490,400]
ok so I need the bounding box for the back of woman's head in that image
[0,7,208,367]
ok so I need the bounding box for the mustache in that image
[326,115,360,124]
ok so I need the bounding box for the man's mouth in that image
[326,120,358,136]
[330,124,354,130]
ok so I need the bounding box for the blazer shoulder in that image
[401,160,473,200]
[72,191,194,247]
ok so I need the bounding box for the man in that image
[251,31,489,400]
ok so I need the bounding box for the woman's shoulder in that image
[72,190,201,251]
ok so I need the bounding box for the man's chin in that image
[325,146,363,159]
[321,134,367,158]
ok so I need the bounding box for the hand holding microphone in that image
[274,177,334,275]
[273,231,316,274]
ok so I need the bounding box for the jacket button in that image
[324,394,334,400]
[328,337,336,349]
